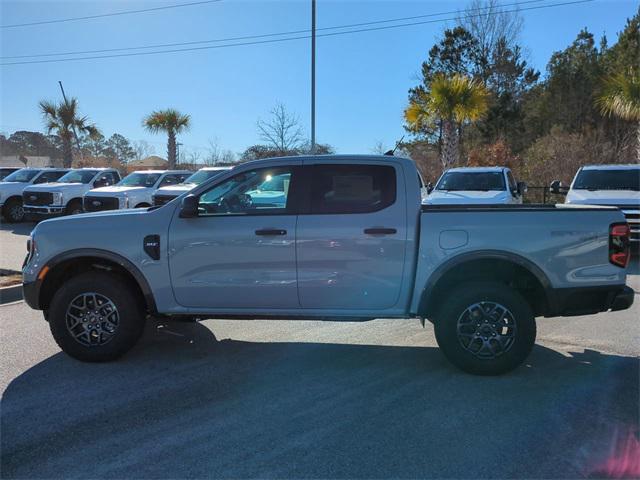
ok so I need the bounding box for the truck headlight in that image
[119,196,129,208]
[52,192,63,205]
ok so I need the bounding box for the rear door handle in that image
[364,227,397,235]
[255,229,287,236]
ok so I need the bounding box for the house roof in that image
[129,155,168,168]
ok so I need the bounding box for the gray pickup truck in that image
[22,155,634,374]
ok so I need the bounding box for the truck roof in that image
[445,166,507,173]
[581,164,640,170]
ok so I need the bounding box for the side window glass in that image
[198,167,294,216]
[506,171,517,191]
[160,175,181,187]
[310,164,396,214]
[33,171,59,184]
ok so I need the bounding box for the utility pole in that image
[58,81,84,162]
[310,0,316,153]
[176,142,183,165]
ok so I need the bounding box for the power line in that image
[0,0,593,66]
[0,0,223,29]
[2,0,546,60]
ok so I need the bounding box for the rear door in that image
[296,160,408,310]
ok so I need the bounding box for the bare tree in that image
[371,140,387,154]
[204,138,236,165]
[457,0,524,81]
[256,103,304,154]
[132,140,155,161]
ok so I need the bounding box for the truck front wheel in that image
[2,198,24,223]
[433,282,536,375]
[48,272,145,362]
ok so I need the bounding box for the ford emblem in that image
[29,195,36,201]
[92,200,101,207]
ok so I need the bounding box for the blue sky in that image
[1,0,637,158]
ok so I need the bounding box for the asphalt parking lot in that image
[1,224,638,479]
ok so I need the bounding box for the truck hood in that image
[425,190,511,204]
[155,183,195,195]
[566,189,640,207]
[0,181,29,196]
[88,185,149,197]
[24,182,84,193]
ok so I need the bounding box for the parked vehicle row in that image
[22,155,634,375]
[1,166,239,223]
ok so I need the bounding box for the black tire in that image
[65,199,83,215]
[433,282,536,375]
[48,272,145,362]
[2,197,24,223]
[134,202,150,208]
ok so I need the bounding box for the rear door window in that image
[33,170,66,184]
[309,164,396,214]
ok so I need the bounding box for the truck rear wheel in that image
[48,272,145,362]
[433,282,536,375]
[65,200,83,216]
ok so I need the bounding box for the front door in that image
[169,164,301,309]
[296,161,407,310]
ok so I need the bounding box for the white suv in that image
[83,170,192,212]
[425,166,526,205]
[23,168,121,219]
[554,164,640,246]
[152,167,232,206]
[0,168,69,222]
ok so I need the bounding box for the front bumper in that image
[547,285,635,317]
[22,281,39,310]
[23,205,65,217]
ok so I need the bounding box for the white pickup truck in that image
[152,167,232,206]
[0,168,69,222]
[552,164,640,247]
[83,170,192,212]
[425,166,526,205]
[23,155,633,375]
[22,168,121,219]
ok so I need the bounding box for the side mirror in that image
[179,194,199,218]
[426,182,434,194]
[550,180,563,195]
[517,181,527,195]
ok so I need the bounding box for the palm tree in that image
[405,74,489,168]
[596,69,640,160]
[39,98,99,168]
[143,109,191,169]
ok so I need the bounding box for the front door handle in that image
[364,227,397,235]
[255,229,287,236]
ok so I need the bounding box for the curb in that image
[0,284,23,305]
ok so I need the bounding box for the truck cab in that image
[425,166,526,205]
[555,164,640,247]
[22,168,121,219]
[83,170,192,212]
[0,168,69,222]
[152,167,232,206]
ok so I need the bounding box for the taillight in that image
[609,223,630,268]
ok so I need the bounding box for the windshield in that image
[58,170,99,184]
[184,169,228,185]
[436,172,506,191]
[3,169,40,183]
[573,169,640,191]
[118,172,161,187]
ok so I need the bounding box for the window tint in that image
[3,169,40,183]
[160,174,189,187]
[198,167,295,216]
[310,164,396,214]
[436,172,506,191]
[33,170,66,184]
[573,169,640,191]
